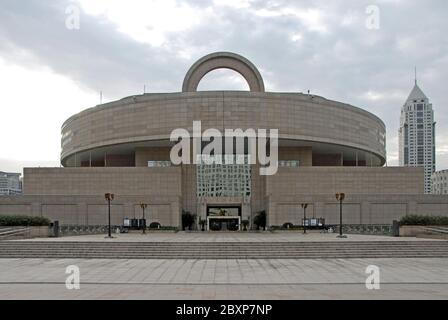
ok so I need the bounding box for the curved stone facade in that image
[61,91,386,166]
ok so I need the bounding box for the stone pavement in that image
[12,231,442,242]
[1,257,447,299]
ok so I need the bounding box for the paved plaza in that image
[12,231,442,242]
[0,257,447,299]
[1,232,447,299]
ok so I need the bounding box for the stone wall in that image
[0,195,181,226]
[2,165,447,228]
[266,166,424,196]
[23,167,181,196]
[61,91,386,167]
[0,167,183,226]
[266,194,448,226]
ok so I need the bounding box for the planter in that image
[0,226,51,239]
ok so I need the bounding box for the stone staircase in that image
[0,240,448,259]
[416,226,448,240]
[0,227,29,240]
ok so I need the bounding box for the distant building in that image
[432,170,448,195]
[399,78,436,194]
[0,171,22,195]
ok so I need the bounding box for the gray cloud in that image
[0,0,447,170]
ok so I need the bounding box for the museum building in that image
[1,52,447,229]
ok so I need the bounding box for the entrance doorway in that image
[206,205,242,231]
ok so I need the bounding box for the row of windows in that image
[147,161,172,167]
[278,160,300,167]
[405,102,427,111]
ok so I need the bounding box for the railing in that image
[57,225,178,236]
[59,225,122,237]
[332,224,393,236]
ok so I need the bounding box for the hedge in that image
[399,215,448,226]
[0,215,51,226]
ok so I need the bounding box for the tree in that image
[253,210,266,230]
[181,210,196,230]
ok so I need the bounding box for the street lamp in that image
[105,193,114,238]
[140,203,148,234]
[301,203,308,234]
[335,192,347,238]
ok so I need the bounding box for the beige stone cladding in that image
[266,167,424,196]
[11,167,182,226]
[61,91,386,167]
[0,195,181,226]
[265,166,433,226]
[23,167,181,196]
[267,194,448,226]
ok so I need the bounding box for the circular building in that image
[60,52,386,229]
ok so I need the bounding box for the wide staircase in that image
[0,240,448,259]
[416,227,448,240]
[0,227,30,240]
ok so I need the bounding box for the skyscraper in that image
[399,75,436,194]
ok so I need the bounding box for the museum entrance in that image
[206,205,242,231]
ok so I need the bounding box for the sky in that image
[0,0,447,174]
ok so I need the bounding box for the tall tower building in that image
[399,74,436,193]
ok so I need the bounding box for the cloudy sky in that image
[0,0,447,174]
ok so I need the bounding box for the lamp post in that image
[140,203,148,234]
[105,193,114,238]
[335,192,346,238]
[301,203,308,234]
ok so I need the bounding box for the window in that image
[417,132,424,145]
[278,160,300,167]
[417,147,424,164]
[148,161,171,167]
[197,155,251,197]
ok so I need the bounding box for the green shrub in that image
[270,225,303,231]
[282,222,294,229]
[149,226,178,231]
[399,215,448,226]
[149,222,161,229]
[0,215,51,226]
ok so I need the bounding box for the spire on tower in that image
[414,66,417,85]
